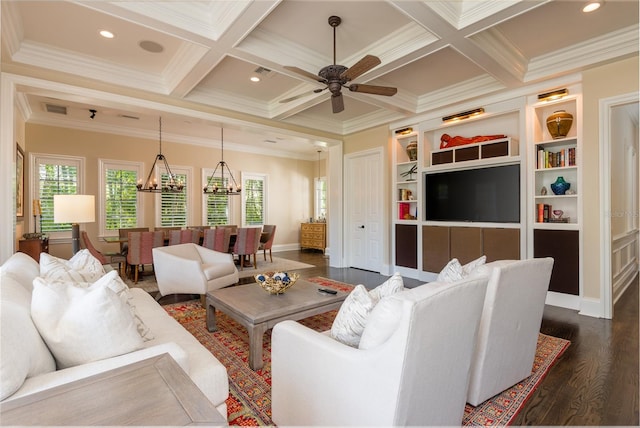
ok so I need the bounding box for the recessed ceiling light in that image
[250,76,261,82]
[99,30,115,39]
[583,1,602,12]
[139,40,164,53]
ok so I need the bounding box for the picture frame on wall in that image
[16,143,24,218]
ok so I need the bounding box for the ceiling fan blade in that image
[283,66,325,83]
[340,55,381,82]
[331,93,344,113]
[279,88,325,103]
[348,83,397,96]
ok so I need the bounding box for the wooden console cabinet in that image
[18,237,49,262]
[301,222,325,253]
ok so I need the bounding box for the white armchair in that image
[271,275,489,426]
[152,243,238,299]
[466,257,554,406]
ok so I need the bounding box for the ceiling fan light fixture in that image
[137,117,183,193]
[538,88,569,102]
[442,107,485,122]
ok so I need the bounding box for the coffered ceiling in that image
[1,1,638,157]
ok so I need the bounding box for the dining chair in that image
[126,231,164,283]
[259,224,277,262]
[217,224,238,234]
[202,228,232,253]
[153,226,182,242]
[168,229,200,246]
[80,231,126,276]
[232,227,262,270]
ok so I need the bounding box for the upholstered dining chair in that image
[232,227,262,270]
[202,228,232,253]
[153,226,181,242]
[217,224,238,233]
[80,231,126,276]
[259,224,276,262]
[126,231,164,283]
[168,229,200,246]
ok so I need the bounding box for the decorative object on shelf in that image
[203,128,242,195]
[400,164,417,181]
[22,232,43,240]
[406,140,418,161]
[540,186,548,195]
[137,117,184,193]
[254,272,300,294]
[565,188,576,195]
[439,133,507,149]
[553,209,564,219]
[546,110,573,139]
[550,176,571,195]
[441,107,484,122]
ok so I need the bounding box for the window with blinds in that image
[315,177,327,220]
[35,155,83,233]
[205,176,231,225]
[104,166,139,231]
[243,173,266,225]
[160,172,188,227]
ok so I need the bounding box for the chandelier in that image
[203,128,241,195]
[137,116,183,193]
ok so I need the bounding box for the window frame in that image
[314,176,327,220]
[29,153,85,240]
[98,159,143,237]
[201,167,234,226]
[241,172,267,226]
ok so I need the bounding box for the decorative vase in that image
[546,110,573,139]
[406,141,418,161]
[550,176,570,195]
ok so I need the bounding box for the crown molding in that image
[526,24,639,82]
[470,27,528,82]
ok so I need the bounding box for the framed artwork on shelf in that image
[16,143,24,218]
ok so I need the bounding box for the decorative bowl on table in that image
[254,272,300,295]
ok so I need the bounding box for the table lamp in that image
[53,194,95,254]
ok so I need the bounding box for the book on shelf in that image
[536,203,551,223]
[399,202,410,220]
[398,188,413,201]
[537,147,576,169]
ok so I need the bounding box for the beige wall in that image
[582,55,639,300]
[25,123,316,258]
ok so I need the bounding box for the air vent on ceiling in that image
[44,104,67,115]
[119,114,140,120]
[254,66,272,76]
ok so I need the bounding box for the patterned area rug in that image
[125,256,315,293]
[164,277,570,426]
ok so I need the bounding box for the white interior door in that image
[346,149,383,271]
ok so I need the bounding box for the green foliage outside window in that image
[160,172,188,226]
[206,176,230,225]
[39,163,78,233]
[244,178,264,225]
[105,169,138,230]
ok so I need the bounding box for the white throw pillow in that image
[0,277,56,400]
[31,277,143,369]
[358,296,404,350]
[40,250,105,283]
[89,271,154,341]
[369,272,404,302]
[462,255,487,276]
[437,258,464,283]
[330,284,375,347]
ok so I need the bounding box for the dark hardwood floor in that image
[162,249,640,426]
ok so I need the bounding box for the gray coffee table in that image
[206,279,348,370]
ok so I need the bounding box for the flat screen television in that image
[424,164,520,223]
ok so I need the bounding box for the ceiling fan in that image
[280,16,397,113]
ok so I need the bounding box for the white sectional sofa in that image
[0,251,229,418]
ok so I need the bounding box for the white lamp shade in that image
[53,195,95,224]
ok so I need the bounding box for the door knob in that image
[359,225,365,229]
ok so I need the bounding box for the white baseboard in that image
[579,297,605,318]
[545,291,581,311]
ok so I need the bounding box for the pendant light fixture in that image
[137,116,183,193]
[203,127,241,195]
